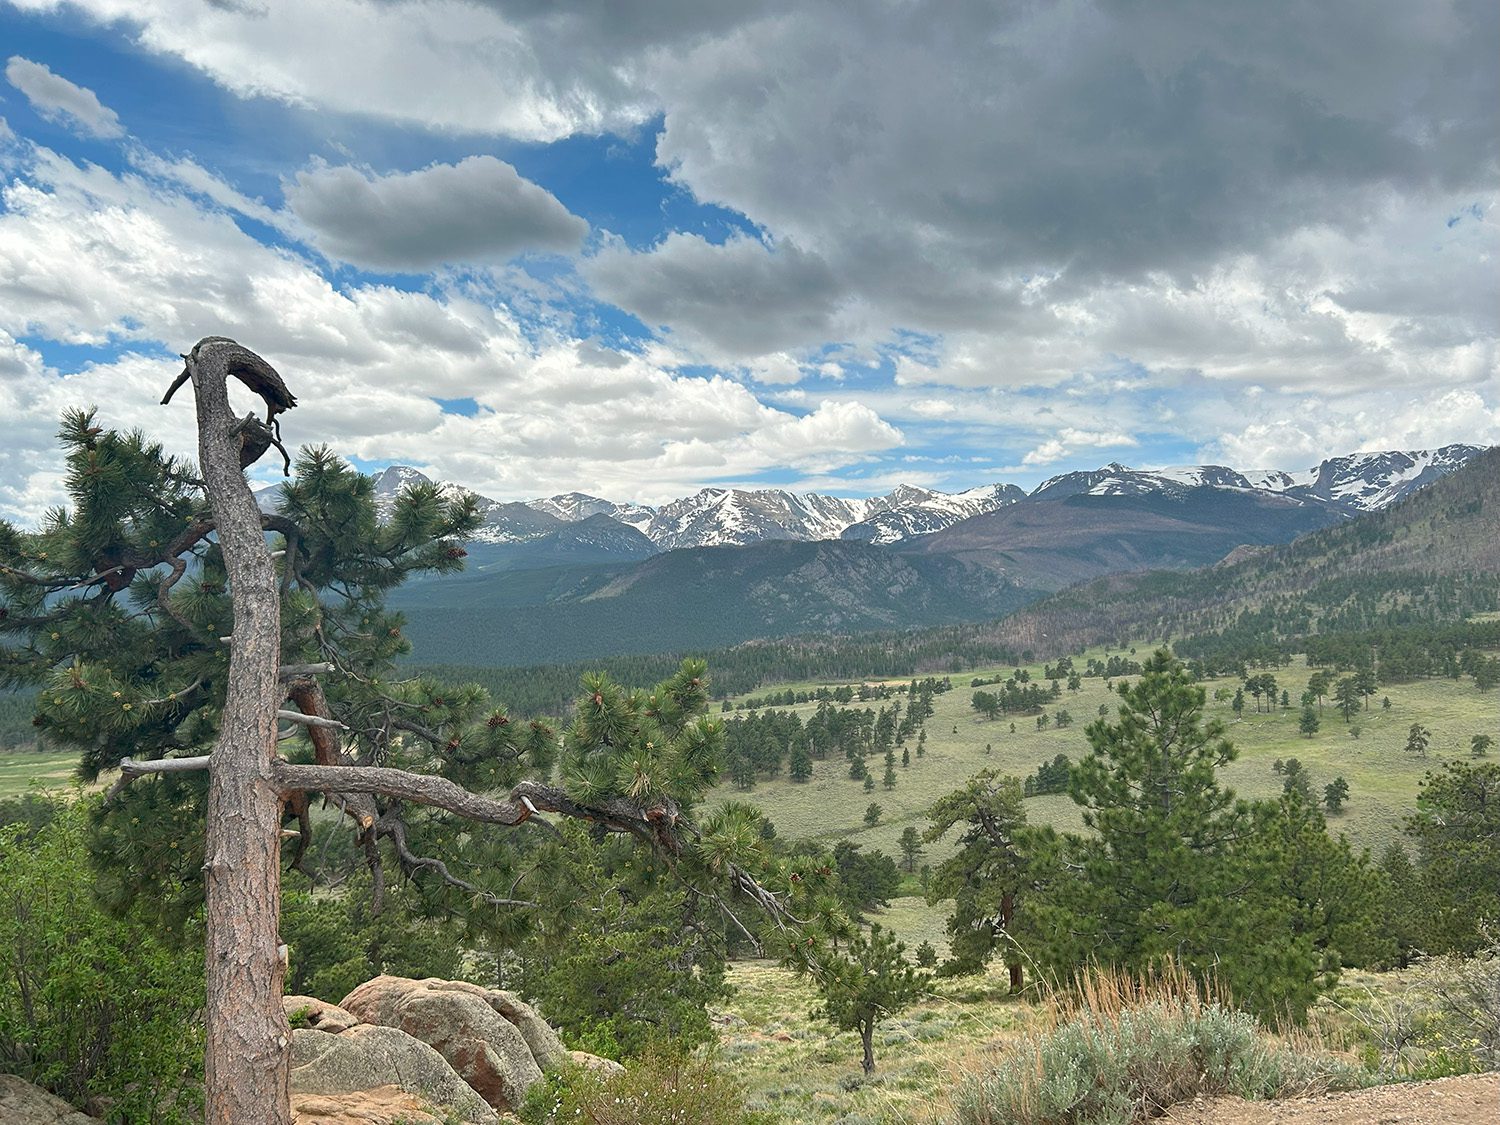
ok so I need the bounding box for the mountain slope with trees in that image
[900,487,1345,589]
[985,444,1500,659]
[393,538,1038,666]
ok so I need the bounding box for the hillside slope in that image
[989,444,1500,656]
[901,487,1344,589]
[393,539,1038,666]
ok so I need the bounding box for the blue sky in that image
[0,0,1495,522]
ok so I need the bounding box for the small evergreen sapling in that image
[809,924,928,1074]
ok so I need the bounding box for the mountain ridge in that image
[371,444,1482,558]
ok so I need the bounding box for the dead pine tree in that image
[174,336,297,1121]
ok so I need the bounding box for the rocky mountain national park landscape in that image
[0,3,1496,1125]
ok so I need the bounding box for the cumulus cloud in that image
[5,56,124,138]
[1208,389,1500,471]
[1,1,1495,497]
[285,157,588,272]
[0,140,900,521]
[1021,428,1138,467]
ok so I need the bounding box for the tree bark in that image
[860,1021,875,1075]
[187,339,292,1125]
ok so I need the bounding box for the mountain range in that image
[386,444,1491,667]
[372,444,1481,568]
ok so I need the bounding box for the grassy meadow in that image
[719,957,1029,1124]
[0,747,82,799]
[715,648,1497,865]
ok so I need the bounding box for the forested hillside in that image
[902,486,1344,588]
[393,538,1038,666]
[985,445,1500,659]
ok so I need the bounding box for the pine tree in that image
[1404,723,1431,757]
[1323,776,1349,813]
[882,747,897,789]
[789,744,813,782]
[1031,649,1379,1018]
[897,826,924,873]
[1404,761,1500,955]
[1299,705,1320,738]
[925,770,1041,990]
[809,925,927,1074]
[2,363,811,1120]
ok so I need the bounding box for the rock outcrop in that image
[291,1084,449,1124]
[289,1023,498,1125]
[340,976,552,1113]
[569,1050,626,1078]
[285,994,360,1033]
[0,1076,98,1124]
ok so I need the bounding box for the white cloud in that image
[285,157,588,272]
[126,147,284,228]
[5,0,664,141]
[1021,428,1138,467]
[0,139,902,520]
[5,56,124,138]
[1208,389,1500,470]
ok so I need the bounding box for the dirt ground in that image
[1162,1073,1497,1125]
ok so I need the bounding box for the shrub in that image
[0,799,204,1121]
[1333,943,1500,1078]
[951,966,1364,1125]
[520,1045,774,1125]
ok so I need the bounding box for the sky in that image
[0,0,1495,523]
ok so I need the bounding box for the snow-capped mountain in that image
[1246,446,1484,511]
[370,466,565,545]
[843,483,1026,544]
[365,444,1484,559]
[1030,446,1484,512]
[1030,463,1261,502]
[525,492,655,534]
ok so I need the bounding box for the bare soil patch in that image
[1162,1073,1496,1125]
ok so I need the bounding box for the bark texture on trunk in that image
[189,339,292,1125]
[1001,891,1024,993]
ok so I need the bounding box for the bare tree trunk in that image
[187,339,292,1125]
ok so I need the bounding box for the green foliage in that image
[1324,776,1349,813]
[1334,944,1500,1078]
[280,876,467,1003]
[1022,752,1071,796]
[950,973,1365,1125]
[562,660,721,807]
[1029,649,1385,1021]
[0,799,203,1121]
[862,802,881,827]
[1404,760,1500,955]
[809,924,929,1074]
[831,840,901,917]
[1404,723,1431,757]
[897,826,924,872]
[925,770,1045,981]
[1299,704,1320,738]
[519,1046,772,1125]
[511,825,731,1057]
